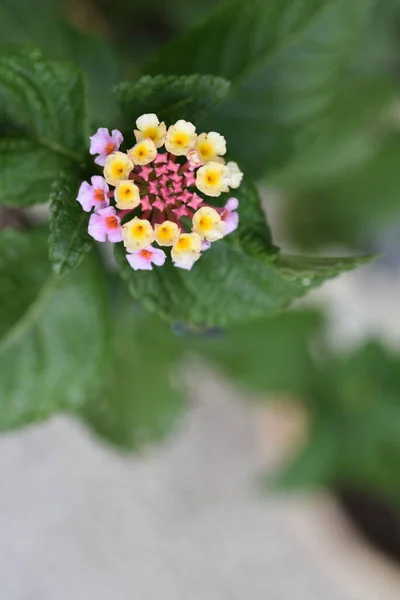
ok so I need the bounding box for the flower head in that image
[196,161,230,197]
[90,128,123,166]
[196,132,226,162]
[104,152,134,185]
[80,113,243,271]
[123,217,154,252]
[192,207,226,242]
[77,176,109,212]
[171,233,202,270]
[88,207,123,243]
[126,245,166,271]
[165,120,196,155]
[134,114,166,148]
[114,180,140,210]
[128,138,158,166]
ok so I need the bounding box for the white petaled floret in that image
[195,161,230,197]
[134,113,167,148]
[122,217,154,251]
[196,132,226,162]
[226,161,243,189]
[171,232,202,270]
[165,120,197,155]
[128,138,158,166]
[192,207,226,242]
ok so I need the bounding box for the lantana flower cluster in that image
[77,114,243,271]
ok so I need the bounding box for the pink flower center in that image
[94,189,105,202]
[105,141,115,155]
[130,153,204,223]
[139,249,153,260]
[105,215,119,229]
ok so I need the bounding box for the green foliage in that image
[277,342,400,503]
[0,0,121,121]
[145,0,375,177]
[0,228,108,431]
[0,46,87,157]
[275,253,374,279]
[267,78,397,191]
[0,46,89,207]
[49,171,92,276]
[115,74,231,129]
[0,138,69,206]
[82,293,187,451]
[191,310,322,396]
[285,137,400,249]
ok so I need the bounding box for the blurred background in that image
[1,0,400,598]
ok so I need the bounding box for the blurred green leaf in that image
[0,228,108,431]
[0,228,49,340]
[146,0,333,82]
[276,342,400,502]
[115,74,231,128]
[272,421,339,489]
[82,294,187,451]
[0,0,120,121]
[0,46,89,206]
[0,46,87,158]
[353,0,400,76]
[267,78,398,190]
[49,171,92,276]
[145,0,374,177]
[0,138,69,206]
[275,253,374,277]
[191,310,323,396]
[285,137,400,249]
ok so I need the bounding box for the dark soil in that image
[338,489,400,565]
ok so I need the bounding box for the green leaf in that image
[115,181,370,326]
[285,137,400,249]
[0,137,69,206]
[275,253,374,280]
[320,342,400,500]
[0,46,87,159]
[191,310,323,396]
[49,171,92,276]
[272,421,339,489]
[0,228,108,431]
[145,0,328,81]
[274,341,400,501]
[82,293,187,451]
[145,0,374,178]
[115,74,231,128]
[0,0,121,122]
[267,78,397,190]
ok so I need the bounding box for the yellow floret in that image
[134,113,166,148]
[195,161,230,197]
[165,120,197,156]
[123,217,154,251]
[154,221,180,246]
[114,180,140,210]
[104,152,133,185]
[192,207,226,242]
[128,139,158,166]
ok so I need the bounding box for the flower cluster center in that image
[132,152,201,218]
